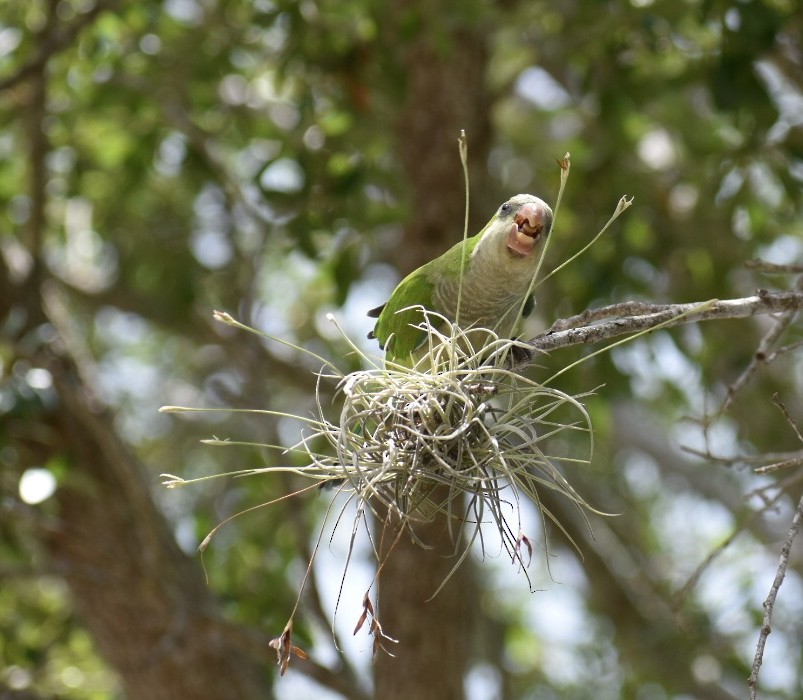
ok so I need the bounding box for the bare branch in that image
[681,444,803,467]
[761,338,803,364]
[747,396,803,697]
[744,259,803,275]
[529,291,803,354]
[681,444,803,475]
[547,300,670,332]
[720,284,802,413]
[754,456,803,474]
[747,493,803,699]
[772,393,803,446]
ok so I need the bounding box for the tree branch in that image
[720,279,803,413]
[744,259,803,275]
[747,493,803,699]
[0,0,120,93]
[529,291,803,354]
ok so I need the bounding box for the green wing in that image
[368,266,436,365]
[367,232,484,365]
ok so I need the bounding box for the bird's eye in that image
[499,202,513,215]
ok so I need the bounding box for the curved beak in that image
[506,202,552,257]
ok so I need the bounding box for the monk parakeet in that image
[368,194,553,367]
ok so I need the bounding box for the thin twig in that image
[720,283,802,414]
[754,455,803,475]
[744,259,803,274]
[747,394,803,698]
[680,444,803,473]
[747,493,803,699]
[673,489,786,610]
[772,393,803,445]
[760,338,803,364]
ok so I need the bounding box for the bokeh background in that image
[2,1,802,698]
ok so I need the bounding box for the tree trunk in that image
[390,0,493,272]
[373,3,493,698]
[373,492,473,700]
[4,12,269,692]
[35,342,268,699]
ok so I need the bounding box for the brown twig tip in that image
[557,153,571,171]
[353,593,398,658]
[269,622,309,676]
[353,593,374,636]
[370,618,399,658]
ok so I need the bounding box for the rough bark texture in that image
[38,349,267,699]
[0,285,266,700]
[373,4,493,698]
[373,495,473,700]
[4,2,493,698]
[391,1,492,273]
[2,11,269,691]
[1,258,270,699]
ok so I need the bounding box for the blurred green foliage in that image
[1,0,802,698]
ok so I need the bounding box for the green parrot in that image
[368,194,553,367]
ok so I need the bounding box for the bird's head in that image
[492,194,553,259]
